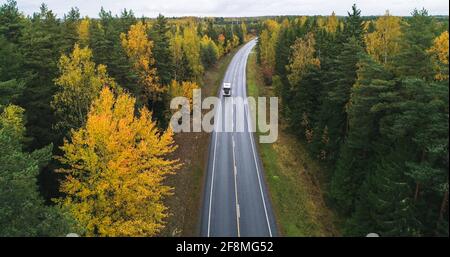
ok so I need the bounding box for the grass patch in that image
[246,53,259,98]
[246,51,338,236]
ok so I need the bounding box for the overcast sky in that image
[8,0,450,18]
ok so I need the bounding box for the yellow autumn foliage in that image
[365,11,402,64]
[168,80,200,108]
[77,17,90,47]
[52,44,116,131]
[182,24,204,80]
[169,26,185,80]
[287,32,320,86]
[57,87,180,236]
[325,12,339,34]
[259,19,280,72]
[121,21,163,101]
[428,30,449,81]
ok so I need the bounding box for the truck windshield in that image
[224,88,230,93]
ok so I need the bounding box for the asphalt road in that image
[200,39,278,237]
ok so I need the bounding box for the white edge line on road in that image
[243,41,273,237]
[207,100,221,237]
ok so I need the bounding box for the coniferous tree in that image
[18,4,63,149]
[394,9,437,80]
[150,14,174,86]
[0,105,76,236]
[330,53,395,214]
[61,7,80,53]
[348,151,421,236]
[0,0,23,44]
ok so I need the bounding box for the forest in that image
[0,0,448,237]
[257,5,449,236]
[0,0,249,236]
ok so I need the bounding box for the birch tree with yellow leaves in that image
[52,44,117,134]
[365,11,402,65]
[77,17,90,47]
[168,80,200,108]
[287,32,320,86]
[121,21,163,105]
[57,87,180,236]
[259,19,280,83]
[182,24,204,81]
[428,30,449,81]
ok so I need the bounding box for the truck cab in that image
[223,82,231,97]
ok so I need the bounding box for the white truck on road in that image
[223,82,231,97]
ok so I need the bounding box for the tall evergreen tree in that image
[347,150,421,236]
[394,9,437,80]
[0,0,24,44]
[150,14,174,86]
[18,4,63,149]
[342,4,365,47]
[330,53,395,214]
[0,105,76,236]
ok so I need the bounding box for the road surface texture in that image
[200,39,278,237]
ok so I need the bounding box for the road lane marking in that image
[207,46,242,236]
[232,134,240,237]
[231,57,242,237]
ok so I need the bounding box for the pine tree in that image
[317,37,362,163]
[0,79,24,108]
[61,7,80,53]
[394,9,437,80]
[347,151,421,236]
[89,8,134,88]
[18,3,63,149]
[330,53,395,214]
[273,24,294,115]
[0,35,24,83]
[0,0,24,44]
[0,105,76,236]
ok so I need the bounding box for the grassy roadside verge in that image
[246,50,338,236]
[160,47,240,236]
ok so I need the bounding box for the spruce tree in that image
[150,14,174,86]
